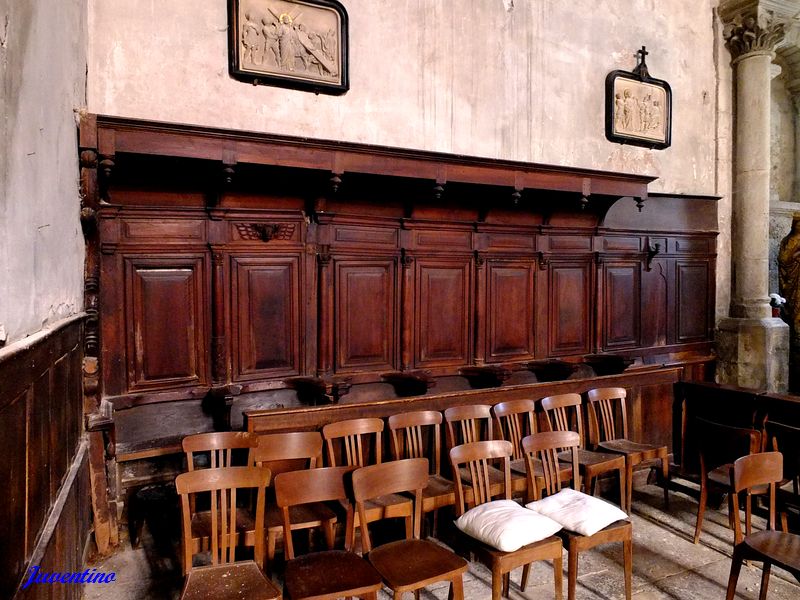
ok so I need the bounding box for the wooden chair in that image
[182,432,259,553]
[766,420,800,531]
[446,405,527,498]
[541,393,627,511]
[494,398,573,502]
[388,410,459,521]
[586,387,669,510]
[449,440,563,600]
[693,417,761,545]
[274,466,383,600]
[523,431,632,600]
[175,466,281,600]
[322,417,413,541]
[351,458,468,599]
[725,452,800,600]
[253,431,337,564]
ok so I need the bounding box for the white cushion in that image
[525,488,628,536]
[454,499,562,552]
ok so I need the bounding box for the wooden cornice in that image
[83,114,656,202]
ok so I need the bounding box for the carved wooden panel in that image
[548,261,592,356]
[415,259,472,368]
[485,261,536,362]
[231,256,301,381]
[125,256,208,391]
[675,260,710,342]
[335,259,397,372]
[602,261,641,350]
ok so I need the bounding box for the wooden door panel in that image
[232,256,301,380]
[486,261,535,362]
[676,261,710,342]
[548,262,591,356]
[603,262,641,349]
[125,256,207,391]
[415,259,472,367]
[335,260,396,372]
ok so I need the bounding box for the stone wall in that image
[87,0,722,196]
[0,0,87,345]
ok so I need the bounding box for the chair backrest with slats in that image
[493,399,538,460]
[388,411,442,475]
[444,404,493,450]
[522,431,580,499]
[730,452,783,544]
[322,417,384,467]
[274,466,356,558]
[766,420,800,492]
[449,440,512,515]
[175,466,270,574]
[541,393,587,448]
[253,431,323,476]
[182,431,257,471]
[586,387,628,445]
[351,458,428,552]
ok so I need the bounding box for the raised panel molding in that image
[485,261,535,362]
[676,261,710,342]
[548,262,592,356]
[231,256,301,380]
[415,259,472,368]
[125,256,208,391]
[335,260,397,372]
[603,262,641,349]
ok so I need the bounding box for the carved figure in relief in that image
[241,13,261,64]
[261,18,280,66]
[260,6,338,78]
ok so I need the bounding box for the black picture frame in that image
[228,0,349,95]
[605,49,672,150]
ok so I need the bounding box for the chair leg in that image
[450,574,464,600]
[626,461,634,513]
[567,545,579,600]
[521,563,531,591]
[694,476,707,544]
[491,566,503,600]
[623,537,633,600]
[661,454,670,509]
[323,519,335,549]
[618,467,627,513]
[413,590,420,600]
[502,572,510,597]
[393,591,404,600]
[758,562,771,600]
[725,545,744,600]
[267,531,278,564]
[553,553,563,600]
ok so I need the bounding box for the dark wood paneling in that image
[603,262,641,350]
[415,259,472,368]
[335,259,397,372]
[0,317,89,599]
[548,261,592,356]
[231,255,301,380]
[675,260,711,343]
[484,261,535,362]
[641,260,668,347]
[125,256,208,391]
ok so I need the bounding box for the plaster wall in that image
[0,0,87,344]
[88,0,720,197]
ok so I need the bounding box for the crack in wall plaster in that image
[0,14,9,48]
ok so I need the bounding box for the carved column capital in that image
[722,11,787,61]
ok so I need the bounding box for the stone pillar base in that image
[716,317,789,392]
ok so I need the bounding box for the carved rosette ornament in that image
[723,13,786,60]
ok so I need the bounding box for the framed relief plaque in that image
[605,47,672,150]
[228,0,349,94]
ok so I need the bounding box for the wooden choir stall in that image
[77,114,717,544]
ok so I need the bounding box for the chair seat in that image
[181,561,281,600]
[567,449,626,470]
[368,538,468,591]
[362,492,413,521]
[743,530,800,572]
[558,519,632,551]
[284,550,383,600]
[191,508,256,550]
[422,474,457,511]
[598,439,665,461]
[266,502,338,532]
[460,464,526,496]
[453,527,563,567]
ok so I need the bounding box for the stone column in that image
[716,6,790,391]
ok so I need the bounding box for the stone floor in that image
[83,482,800,599]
